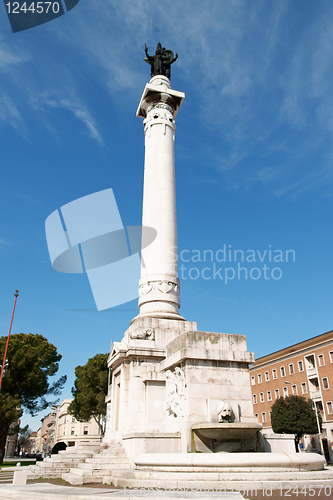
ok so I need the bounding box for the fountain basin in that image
[134,451,325,471]
[192,422,262,453]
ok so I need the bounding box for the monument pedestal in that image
[105,317,256,464]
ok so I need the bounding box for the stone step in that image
[30,470,71,479]
[100,446,124,455]
[85,457,129,465]
[57,452,94,458]
[61,472,84,485]
[65,470,104,484]
[82,474,103,484]
[69,467,108,477]
[77,462,130,472]
[74,444,106,452]
[97,452,127,458]
[28,441,129,484]
[32,461,78,469]
[0,471,14,482]
[48,457,87,463]
[110,467,333,486]
[30,466,71,475]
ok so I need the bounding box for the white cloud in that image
[0,38,30,68]
[0,96,26,134]
[30,92,103,145]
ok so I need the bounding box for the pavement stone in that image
[0,483,244,500]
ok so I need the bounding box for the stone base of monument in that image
[105,317,260,465]
[27,440,331,489]
[102,316,330,490]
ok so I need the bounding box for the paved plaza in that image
[0,483,245,500]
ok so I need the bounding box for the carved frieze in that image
[144,103,175,135]
[139,280,179,297]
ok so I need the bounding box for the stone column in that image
[136,75,185,320]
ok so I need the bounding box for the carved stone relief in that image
[165,366,186,418]
[129,328,155,340]
[107,402,112,422]
[217,401,234,423]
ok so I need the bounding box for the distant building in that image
[36,411,54,455]
[20,431,38,455]
[250,329,333,461]
[53,399,102,448]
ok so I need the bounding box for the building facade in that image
[53,399,102,448]
[250,329,333,460]
[33,399,102,455]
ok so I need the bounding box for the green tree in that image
[68,353,109,436]
[0,333,66,463]
[271,395,321,451]
[17,426,32,455]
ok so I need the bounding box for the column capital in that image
[136,81,185,119]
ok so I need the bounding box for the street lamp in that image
[285,380,323,456]
[0,290,19,391]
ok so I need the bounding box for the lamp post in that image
[285,380,324,456]
[0,290,19,392]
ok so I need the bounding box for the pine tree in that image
[0,333,66,463]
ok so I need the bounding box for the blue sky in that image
[1,0,333,431]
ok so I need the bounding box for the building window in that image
[258,374,262,384]
[253,394,257,404]
[272,369,277,379]
[283,386,288,398]
[301,382,307,394]
[309,377,319,392]
[298,360,304,372]
[316,400,324,415]
[329,351,333,364]
[280,366,286,377]
[259,392,264,403]
[291,384,297,395]
[71,428,74,435]
[327,402,333,415]
[264,371,269,382]
[288,363,294,375]
[274,388,280,399]
[267,390,272,401]
[262,412,267,423]
[269,410,272,421]
[305,354,316,370]
[83,426,88,435]
[254,413,259,420]
[322,377,329,390]
[318,354,325,367]
[72,417,75,423]
[251,376,255,386]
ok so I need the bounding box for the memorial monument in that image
[28,44,327,488]
[104,45,265,461]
